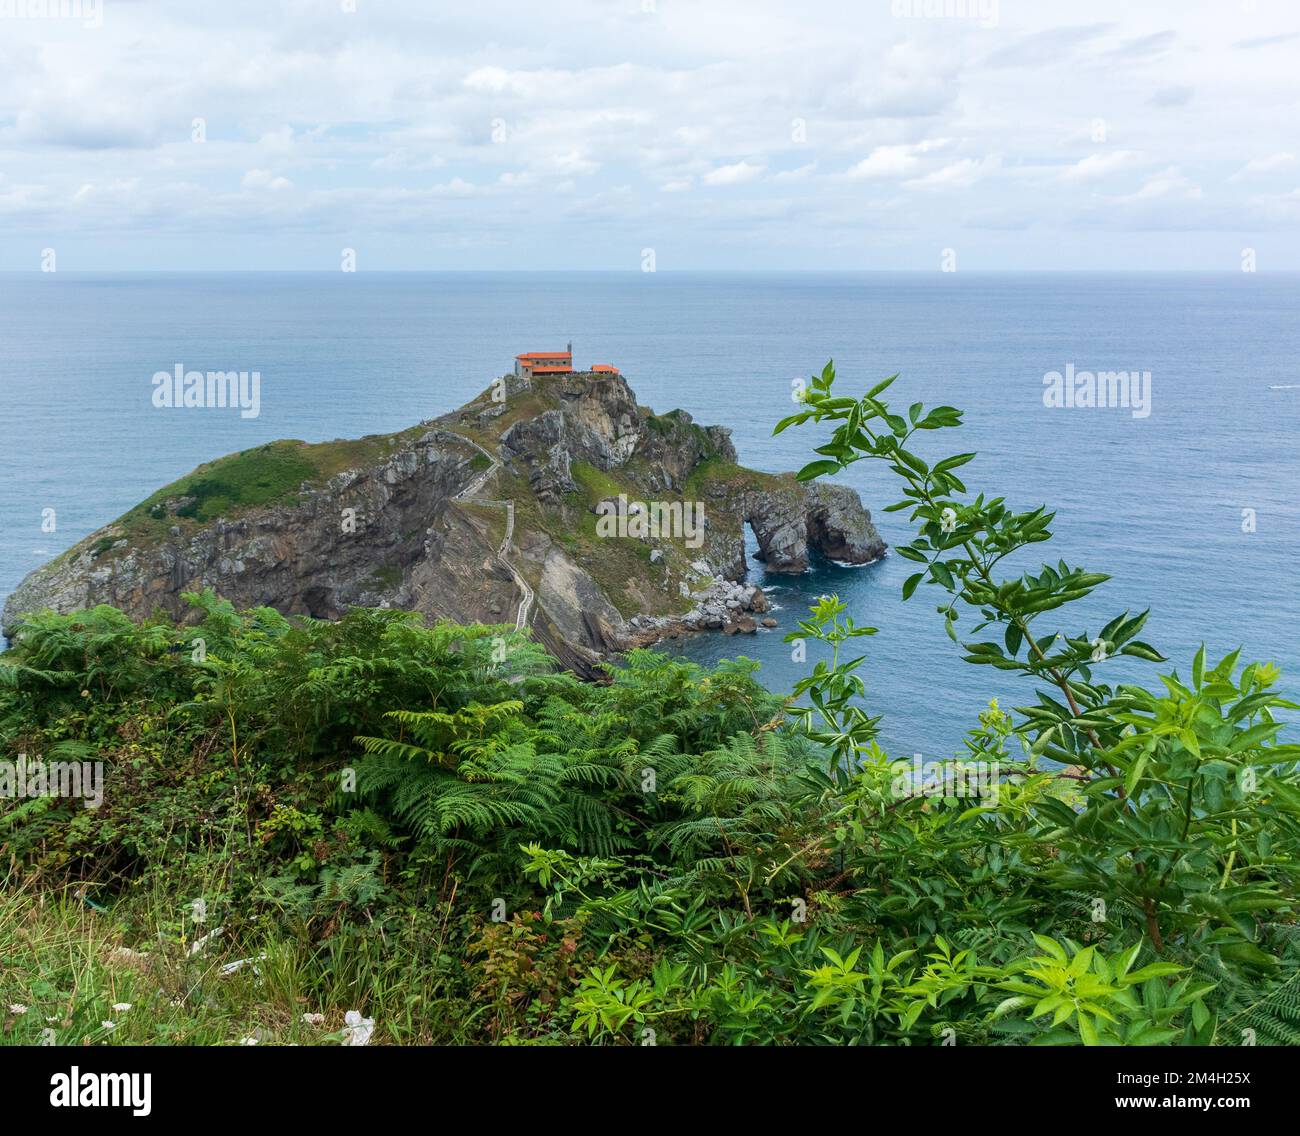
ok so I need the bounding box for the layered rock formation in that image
[3,372,886,671]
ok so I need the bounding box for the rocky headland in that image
[2,372,886,674]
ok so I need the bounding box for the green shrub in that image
[2,362,1297,1046]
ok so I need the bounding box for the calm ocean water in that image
[2,272,1297,758]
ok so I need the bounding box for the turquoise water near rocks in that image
[2,271,1297,758]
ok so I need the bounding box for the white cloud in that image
[241,169,294,192]
[372,150,447,172]
[462,66,518,95]
[0,1,1294,267]
[702,160,765,187]
[773,163,817,182]
[904,157,998,191]
[1116,167,1202,203]
[1059,151,1144,182]
[433,177,477,197]
[848,140,949,181]
[1229,153,1297,181]
[548,150,601,177]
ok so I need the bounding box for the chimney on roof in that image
[567,341,572,356]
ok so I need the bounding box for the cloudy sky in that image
[2,0,1299,270]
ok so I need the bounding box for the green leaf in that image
[1218,942,1278,970]
[991,996,1032,1020]
[932,452,976,474]
[1031,935,1067,961]
[1068,946,1096,977]
[1124,962,1185,984]
[796,460,841,482]
[1124,752,1148,797]
[1004,623,1023,657]
[866,374,898,399]
[1120,641,1168,663]
[1077,1011,1098,1046]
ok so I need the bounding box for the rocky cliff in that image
[2,372,886,671]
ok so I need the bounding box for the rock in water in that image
[3,372,886,668]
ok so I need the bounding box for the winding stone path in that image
[446,432,534,631]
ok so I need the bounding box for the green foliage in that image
[111,435,422,550]
[3,359,1297,1046]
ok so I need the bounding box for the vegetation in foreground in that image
[2,364,1299,1046]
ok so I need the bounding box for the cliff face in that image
[3,373,886,669]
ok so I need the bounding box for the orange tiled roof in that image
[528,366,573,374]
[517,351,572,361]
[591,364,620,373]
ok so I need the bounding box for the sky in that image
[1,0,1299,271]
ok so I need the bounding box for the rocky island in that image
[2,372,886,674]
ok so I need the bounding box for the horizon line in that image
[5,268,1299,275]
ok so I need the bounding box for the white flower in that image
[1090,638,1110,663]
[9,1004,28,1015]
[940,507,957,534]
[101,1021,116,1032]
[238,1036,259,1046]
[111,1002,132,1013]
[343,1010,375,1047]
[302,1013,326,1026]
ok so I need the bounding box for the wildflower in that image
[101,1021,116,1032]
[302,1013,326,1026]
[940,507,957,534]
[343,1010,375,1047]
[238,1037,259,1046]
[9,1004,28,1015]
[1090,638,1109,663]
[112,1003,132,1013]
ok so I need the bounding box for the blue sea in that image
[2,272,1297,759]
